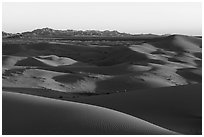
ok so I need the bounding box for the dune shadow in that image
[94,76,147,94]
[53,74,85,84]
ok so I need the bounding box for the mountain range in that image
[2,28,161,39]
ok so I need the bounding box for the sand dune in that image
[3,42,149,66]
[3,66,183,93]
[3,55,26,67]
[150,35,201,53]
[129,43,158,54]
[3,84,201,134]
[15,56,78,67]
[3,48,198,93]
[71,84,202,135]
[3,91,178,135]
[36,55,78,66]
[176,68,202,83]
[93,74,176,93]
[2,34,202,135]
[15,57,51,67]
[41,62,152,75]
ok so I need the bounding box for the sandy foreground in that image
[3,84,201,135]
[3,91,180,135]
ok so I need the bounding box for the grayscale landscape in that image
[2,2,202,135]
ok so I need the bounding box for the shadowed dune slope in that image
[70,84,202,135]
[3,55,26,67]
[15,57,50,67]
[2,42,148,66]
[2,91,178,135]
[176,68,202,83]
[43,63,152,75]
[15,56,79,67]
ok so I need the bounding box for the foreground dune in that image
[2,84,201,134]
[2,91,178,135]
[71,84,202,135]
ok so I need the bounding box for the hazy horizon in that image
[2,2,202,36]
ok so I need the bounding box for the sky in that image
[2,2,202,35]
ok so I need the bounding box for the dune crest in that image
[3,91,179,135]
